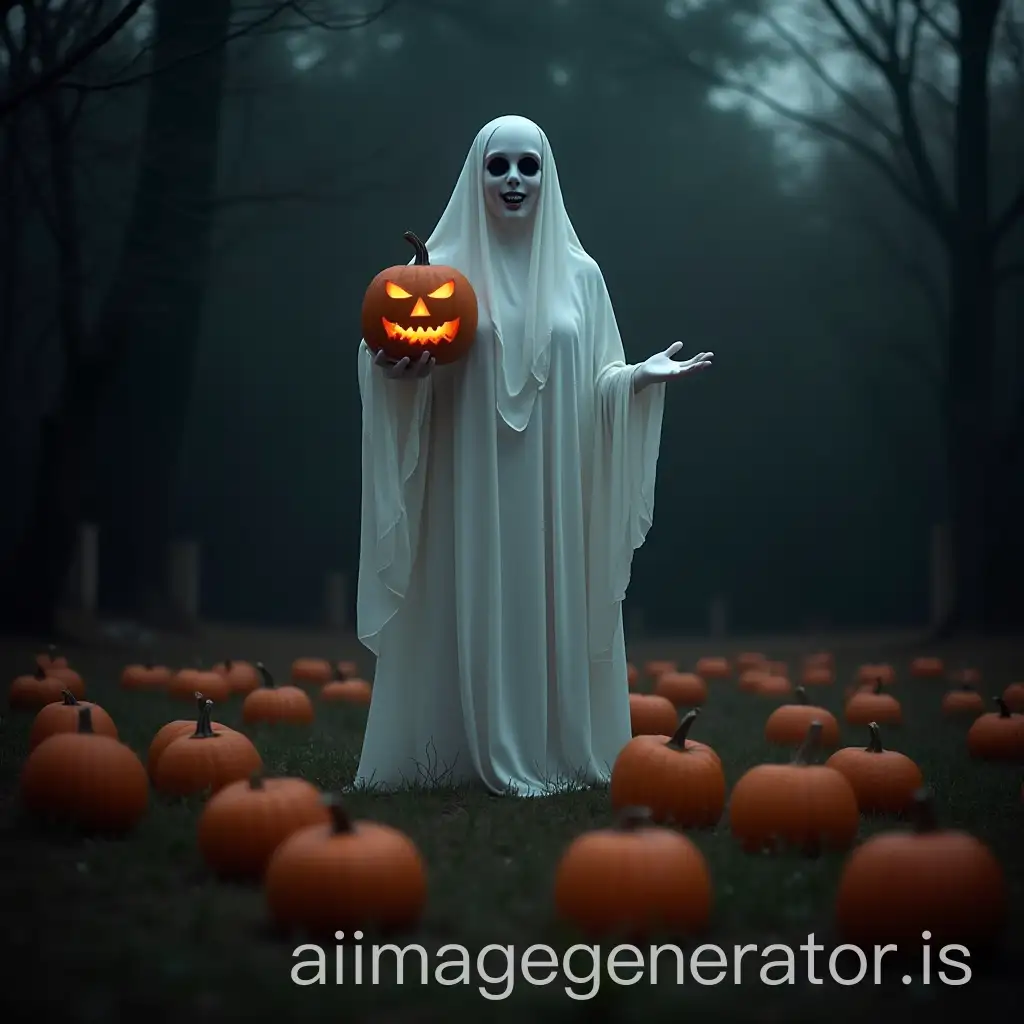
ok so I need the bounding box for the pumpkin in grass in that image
[20,706,148,833]
[966,698,1024,761]
[653,671,706,708]
[212,659,261,695]
[121,663,173,690]
[362,230,478,366]
[198,772,331,879]
[153,699,262,797]
[643,659,676,681]
[825,722,923,815]
[1002,682,1024,712]
[764,687,839,748]
[628,693,677,737]
[147,693,236,778]
[45,663,85,694]
[728,721,859,854]
[35,644,68,670]
[290,657,333,685]
[9,665,67,710]
[756,673,793,698]
[321,675,373,705]
[835,788,1006,949]
[909,656,944,678]
[695,656,729,679]
[736,652,766,672]
[941,684,985,718]
[243,663,314,724]
[845,681,902,726]
[610,710,725,827]
[168,666,230,703]
[766,660,789,678]
[265,794,426,934]
[801,664,834,686]
[738,668,768,693]
[30,690,117,749]
[554,807,712,938]
[856,663,895,687]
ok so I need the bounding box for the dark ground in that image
[1,623,1022,1022]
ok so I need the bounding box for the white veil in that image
[421,114,588,431]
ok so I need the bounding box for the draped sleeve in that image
[356,341,433,653]
[584,266,667,660]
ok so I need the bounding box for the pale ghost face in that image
[482,119,543,223]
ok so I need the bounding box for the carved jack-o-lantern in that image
[361,231,478,365]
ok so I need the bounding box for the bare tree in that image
[604,0,1024,632]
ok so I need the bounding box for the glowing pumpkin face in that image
[361,231,478,365]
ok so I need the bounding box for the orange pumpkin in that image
[168,666,230,703]
[694,656,729,679]
[243,664,314,724]
[553,807,712,938]
[213,659,261,695]
[825,722,923,814]
[756,673,794,698]
[321,676,373,706]
[265,795,427,934]
[1002,682,1024,713]
[653,671,707,708]
[835,788,1006,948]
[45,664,85,694]
[941,684,985,718]
[966,698,1024,761]
[766,660,789,678]
[845,681,902,726]
[121,663,173,690]
[35,644,68,670]
[950,667,982,686]
[728,721,859,854]
[909,656,944,678]
[20,706,148,833]
[362,230,478,365]
[736,652,767,672]
[290,657,333,685]
[738,668,768,693]
[804,651,834,669]
[197,772,331,879]
[29,690,117,749]
[628,693,677,737]
[8,666,67,711]
[610,710,725,826]
[801,664,834,686]
[147,693,235,778]
[153,700,262,796]
[856,663,895,687]
[643,659,677,681]
[335,660,360,680]
[764,687,839,748]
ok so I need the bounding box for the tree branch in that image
[0,0,148,120]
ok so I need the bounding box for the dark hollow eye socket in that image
[486,156,510,176]
[519,155,540,177]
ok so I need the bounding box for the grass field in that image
[1,625,1022,1023]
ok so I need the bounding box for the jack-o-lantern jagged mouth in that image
[382,317,461,344]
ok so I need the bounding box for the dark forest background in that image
[1,0,1022,636]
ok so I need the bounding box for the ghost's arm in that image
[587,272,667,660]
[356,340,432,654]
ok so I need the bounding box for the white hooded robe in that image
[354,115,666,795]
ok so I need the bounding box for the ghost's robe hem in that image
[354,261,665,797]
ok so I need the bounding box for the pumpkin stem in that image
[792,721,823,765]
[666,709,699,749]
[189,700,220,739]
[256,662,276,688]
[794,686,808,705]
[873,680,884,694]
[60,689,79,706]
[324,794,355,833]
[615,806,654,831]
[249,771,265,790]
[909,787,937,833]
[193,691,206,711]
[865,722,884,753]
[994,697,1011,717]
[403,230,430,265]
[77,706,94,734]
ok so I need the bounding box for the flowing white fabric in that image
[355,115,667,795]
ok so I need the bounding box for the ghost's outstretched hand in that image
[632,341,713,394]
[373,349,435,380]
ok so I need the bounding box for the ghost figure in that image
[356,114,712,795]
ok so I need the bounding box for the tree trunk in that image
[91,0,231,623]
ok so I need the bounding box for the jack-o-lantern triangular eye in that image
[427,280,455,299]
[385,281,413,299]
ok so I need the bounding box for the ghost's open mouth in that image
[501,191,525,207]
[382,317,461,344]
